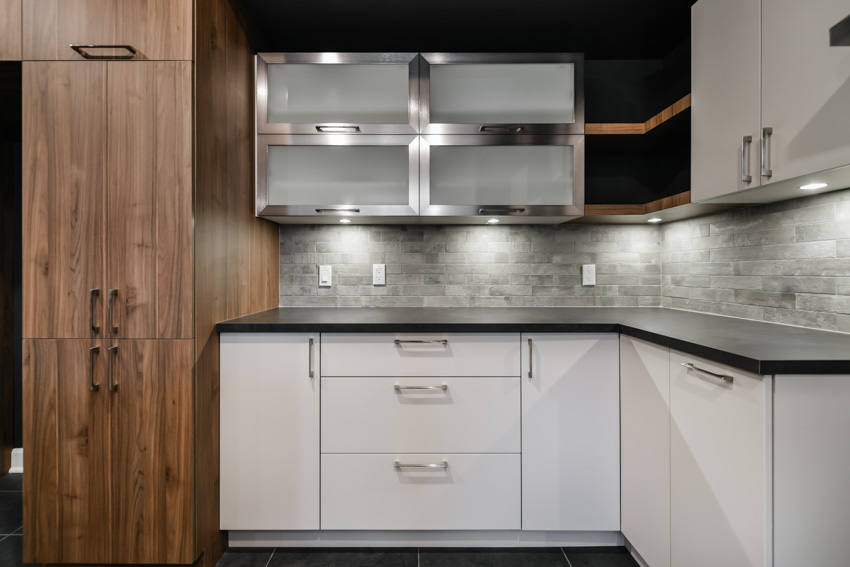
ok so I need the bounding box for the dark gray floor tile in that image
[0,492,22,535]
[0,536,38,567]
[420,548,568,567]
[269,547,417,567]
[0,474,22,492]
[216,547,275,567]
[563,547,639,567]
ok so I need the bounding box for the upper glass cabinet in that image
[420,53,584,135]
[256,53,419,134]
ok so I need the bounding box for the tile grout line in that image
[561,547,574,567]
[264,547,276,567]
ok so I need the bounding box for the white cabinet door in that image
[219,333,319,530]
[521,333,620,531]
[761,0,850,183]
[691,0,762,202]
[670,350,769,567]
[620,336,671,567]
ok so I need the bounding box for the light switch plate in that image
[319,265,332,287]
[373,264,386,286]
[582,264,596,286]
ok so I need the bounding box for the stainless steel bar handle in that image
[315,208,361,214]
[761,127,773,178]
[89,346,100,392]
[394,384,448,392]
[107,346,119,392]
[89,289,100,334]
[308,338,314,378]
[528,338,533,378]
[107,289,118,334]
[479,126,524,133]
[393,339,448,346]
[394,460,448,469]
[70,44,138,60]
[681,362,733,384]
[316,125,361,133]
[741,135,753,183]
[478,207,526,215]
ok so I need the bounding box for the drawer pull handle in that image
[89,288,100,334]
[528,337,533,378]
[681,362,733,384]
[394,460,448,469]
[393,339,448,346]
[316,125,361,133]
[108,289,118,334]
[108,346,119,392]
[89,346,100,392]
[394,384,448,392]
[70,44,138,60]
[308,338,314,378]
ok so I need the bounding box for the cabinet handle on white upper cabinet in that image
[681,362,733,384]
[308,338,314,378]
[741,135,753,183]
[761,127,773,178]
[394,384,448,392]
[528,338,533,378]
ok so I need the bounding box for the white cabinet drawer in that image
[322,377,520,453]
[321,333,521,377]
[321,454,521,530]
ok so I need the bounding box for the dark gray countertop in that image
[216,307,850,375]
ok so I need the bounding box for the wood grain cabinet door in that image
[22,339,111,564]
[23,0,192,61]
[22,62,107,339]
[109,339,194,564]
[0,0,22,60]
[106,61,193,339]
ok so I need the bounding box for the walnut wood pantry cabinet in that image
[20,0,281,565]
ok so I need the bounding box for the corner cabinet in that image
[255,53,585,224]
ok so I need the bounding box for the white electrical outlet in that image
[582,264,596,286]
[319,265,332,287]
[373,264,386,286]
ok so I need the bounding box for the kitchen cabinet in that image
[670,350,768,567]
[219,333,320,530]
[620,335,670,567]
[420,53,584,135]
[256,53,419,134]
[692,0,850,202]
[22,0,192,61]
[0,0,22,60]
[521,333,620,531]
[23,338,194,564]
[23,61,192,340]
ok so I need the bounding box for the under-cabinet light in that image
[339,218,352,224]
[799,182,828,190]
[486,218,500,224]
[647,217,663,223]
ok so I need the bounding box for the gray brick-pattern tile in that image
[280,224,661,308]
[662,189,850,333]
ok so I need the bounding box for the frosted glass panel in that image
[430,64,575,124]
[267,64,410,124]
[430,146,574,206]
[268,146,410,206]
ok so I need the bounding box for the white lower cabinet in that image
[219,333,320,530]
[321,454,521,530]
[620,336,671,567]
[670,350,769,567]
[521,333,621,531]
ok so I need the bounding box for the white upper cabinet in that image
[761,0,850,183]
[256,53,419,134]
[692,0,850,202]
[420,53,584,135]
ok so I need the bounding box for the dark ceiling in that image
[231,0,698,59]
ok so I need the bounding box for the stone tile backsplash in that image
[279,189,850,333]
[279,224,662,308]
[660,189,850,333]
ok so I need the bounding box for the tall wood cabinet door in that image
[106,61,193,340]
[670,350,768,567]
[22,62,106,339]
[620,336,670,567]
[22,0,192,61]
[22,339,111,564]
[761,0,850,183]
[220,333,320,530]
[0,0,22,60]
[521,333,620,531]
[691,0,761,202]
[110,339,194,564]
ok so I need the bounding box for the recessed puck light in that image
[486,218,500,224]
[339,218,352,224]
[647,217,662,223]
[799,182,828,190]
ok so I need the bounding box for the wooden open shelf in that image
[583,191,692,216]
[586,94,691,135]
